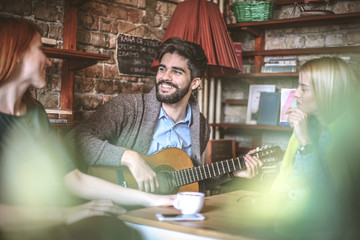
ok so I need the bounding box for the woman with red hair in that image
[0,15,173,240]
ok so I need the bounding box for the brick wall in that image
[0,0,177,120]
[1,0,360,125]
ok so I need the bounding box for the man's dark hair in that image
[155,37,208,80]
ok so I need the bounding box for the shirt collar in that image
[159,103,192,127]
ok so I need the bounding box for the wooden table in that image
[119,190,291,240]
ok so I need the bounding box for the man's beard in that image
[156,80,191,104]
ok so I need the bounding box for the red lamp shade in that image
[151,0,241,78]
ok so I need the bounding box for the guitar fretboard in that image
[171,147,279,188]
[171,156,245,187]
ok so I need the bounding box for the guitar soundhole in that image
[154,165,178,194]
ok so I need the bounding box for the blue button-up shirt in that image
[146,104,192,157]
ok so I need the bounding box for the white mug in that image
[173,191,205,215]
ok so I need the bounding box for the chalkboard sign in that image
[117,34,160,76]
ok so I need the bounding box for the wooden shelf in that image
[227,11,360,72]
[226,72,298,79]
[228,12,360,32]
[42,47,110,71]
[51,121,81,128]
[242,46,360,57]
[225,99,248,105]
[210,123,292,131]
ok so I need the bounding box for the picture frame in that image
[246,84,276,125]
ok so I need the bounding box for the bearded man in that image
[69,38,262,194]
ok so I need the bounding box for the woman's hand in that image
[145,194,176,208]
[233,149,264,179]
[63,200,126,225]
[121,149,159,193]
[286,108,312,146]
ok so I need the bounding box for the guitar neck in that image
[171,147,280,188]
[171,156,246,188]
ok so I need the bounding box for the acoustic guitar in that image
[88,146,282,194]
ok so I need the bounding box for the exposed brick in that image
[46,0,65,6]
[47,60,63,75]
[168,3,177,15]
[75,77,96,93]
[37,90,59,108]
[156,1,168,15]
[162,15,171,29]
[325,34,344,47]
[151,14,161,28]
[77,29,91,45]
[96,80,116,94]
[81,94,103,110]
[50,76,62,91]
[119,76,139,82]
[109,34,117,49]
[265,37,285,50]
[34,4,59,22]
[84,64,103,78]
[13,0,32,16]
[115,82,143,94]
[108,4,128,20]
[346,32,360,45]
[284,35,305,49]
[104,65,121,79]
[90,32,107,48]
[128,8,143,23]
[138,0,146,9]
[79,12,99,31]
[81,2,108,17]
[135,25,146,37]
[114,0,138,8]
[117,20,137,34]
[144,27,163,40]
[142,79,155,93]
[101,49,116,64]
[77,44,100,54]
[305,34,325,48]
[36,22,49,36]
[48,23,63,39]
[73,94,83,111]
[100,17,118,34]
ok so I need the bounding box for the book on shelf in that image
[261,65,297,73]
[265,57,298,62]
[257,92,280,126]
[233,42,243,72]
[41,37,57,46]
[246,84,276,125]
[279,88,297,126]
[49,118,68,124]
[264,60,297,66]
[45,109,72,124]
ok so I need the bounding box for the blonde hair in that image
[299,57,359,124]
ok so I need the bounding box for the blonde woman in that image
[272,57,360,239]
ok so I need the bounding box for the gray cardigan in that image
[69,87,210,169]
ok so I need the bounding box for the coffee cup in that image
[173,191,205,215]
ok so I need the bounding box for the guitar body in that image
[88,148,199,194]
[88,145,282,194]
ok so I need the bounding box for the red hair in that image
[0,15,43,102]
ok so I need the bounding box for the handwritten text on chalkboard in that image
[117,34,160,76]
